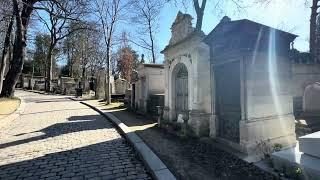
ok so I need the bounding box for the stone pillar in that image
[95,70,106,99]
[209,114,217,138]
[188,110,211,137]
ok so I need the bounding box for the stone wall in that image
[15,74,45,90]
[242,52,296,154]
[292,63,320,117]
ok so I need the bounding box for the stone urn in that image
[181,110,190,123]
[181,110,190,136]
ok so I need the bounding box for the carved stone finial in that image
[220,16,231,24]
[169,11,194,45]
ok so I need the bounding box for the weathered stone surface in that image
[132,63,165,114]
[299,131,320,158]
[272,144,320,179]
[303,82,320,114]
[162,12,211,137]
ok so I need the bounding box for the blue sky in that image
[126,0,310,63]
[31,0,311,65]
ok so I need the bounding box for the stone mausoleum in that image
[204,17,297,153]
[132,63,165,114]
[161,12,212,136]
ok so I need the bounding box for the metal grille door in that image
[215,61,241,143]
[175,64,188,115]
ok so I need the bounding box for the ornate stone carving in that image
[169,11,194,45]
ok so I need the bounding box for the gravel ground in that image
[112,110,278,180]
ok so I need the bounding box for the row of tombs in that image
[130,12,320,156]
[16,74,130,97]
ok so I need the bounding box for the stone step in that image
[299,131,320,158]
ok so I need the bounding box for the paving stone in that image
[0,91,151,180]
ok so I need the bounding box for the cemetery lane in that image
[0,90,151,180]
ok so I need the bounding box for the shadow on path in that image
[0,114,112,149]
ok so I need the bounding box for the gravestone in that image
[303,82,320,115]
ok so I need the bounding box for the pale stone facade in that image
[161,12,212,136]
[132,63,165,113]
[204,17,297,154]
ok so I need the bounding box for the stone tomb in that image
[272,131,320,179]
[59,77,77,95]
[204,17,297,154]
[95,70,114,99]
[114,78,130,95]
[303,82,320,115]
[161,12,212,136]
[132,63,165,114]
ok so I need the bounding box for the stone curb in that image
[80,101,176,180]
[0,96,26,129]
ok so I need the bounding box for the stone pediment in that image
[169,11,195,45]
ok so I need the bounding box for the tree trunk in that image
[1,0,33,97]
[45,46,54,92]
[105,44,111,104]
[196,11,204,30]
[148,20,156,63]
[310,0,319,62]
[1,37,26,97]
[193,0,207,31]
[0,15,14,93]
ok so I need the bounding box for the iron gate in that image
[175,64,188,116]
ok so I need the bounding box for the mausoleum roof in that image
[142,63,164,68]
[204,18,297,45]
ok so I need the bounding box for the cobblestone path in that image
[0,91,151,180]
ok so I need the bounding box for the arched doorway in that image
[174,63,188,117]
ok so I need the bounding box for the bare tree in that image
[1,0,36,97]
[309,0,319,61]
[35,0,87,92]
[92,0,131,104]
[168,0,244,30]
[193,0,207,30]
[133,0,164,63]
[0,0,88,97]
